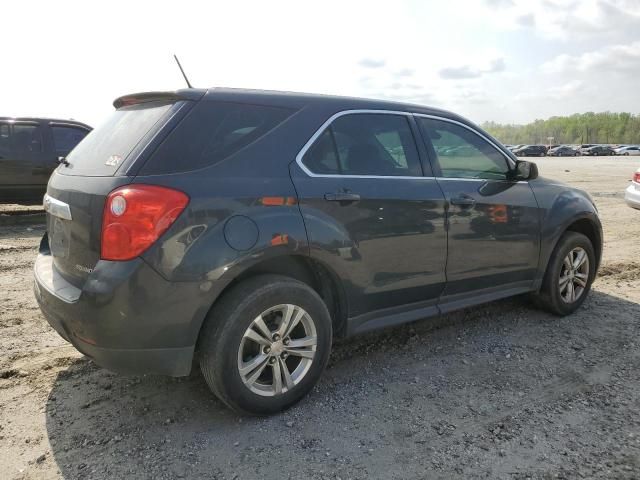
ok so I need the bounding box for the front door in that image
[290,112,448,319]
[416,116,540,300]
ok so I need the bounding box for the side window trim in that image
[412,113,517,179]
[296,109,429,179]
[49,122,91,132]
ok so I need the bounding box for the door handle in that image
[450,195,476,207]
[324,192,361,202]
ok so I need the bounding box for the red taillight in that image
[634,172,640,184]
[101,185,189,261]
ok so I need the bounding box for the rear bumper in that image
[625,183,640,209]
[34,250,211,376]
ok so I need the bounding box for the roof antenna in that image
[173,54,193,88]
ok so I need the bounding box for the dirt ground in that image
[1,156,640,479]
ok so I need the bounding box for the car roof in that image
[0,117,92,130]
[115,87,469,123]
[207,87,453,114]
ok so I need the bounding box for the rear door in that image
[290,111,447,319]
[0,121,48,200]
[416,116,540,303]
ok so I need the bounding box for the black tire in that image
[532,231,596,316]
[198,274,332,415]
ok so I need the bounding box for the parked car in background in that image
[625,168,640,209]
[548,145,579,157]
[580,145,616,156]
[34,87,602,414]
[513,145,547,157]
[615,146,640,156]
[0,117,91,203]
[508,144,524,151]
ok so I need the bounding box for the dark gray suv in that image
[34,88,602,414]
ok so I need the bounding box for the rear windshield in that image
[62,101,175,176]
[139,101,294,175]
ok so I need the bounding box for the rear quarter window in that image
[139,101,294,175]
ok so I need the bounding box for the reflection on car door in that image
[290,112,447,324]
[416,116,540,307]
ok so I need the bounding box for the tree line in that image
[481,112,640,145]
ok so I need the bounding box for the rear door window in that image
[302,113,422,176]
[12,123,44,153]
[51,125,90,155]
[141,101,295,174]
[63,101,176,176]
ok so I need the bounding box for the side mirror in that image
[513,160,538,181]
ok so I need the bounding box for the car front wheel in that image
[198,274,332,415]
[533,231,596,316]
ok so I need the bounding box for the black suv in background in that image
[512,145,547,157]
[0,117,91,203]
[34,89,602,414]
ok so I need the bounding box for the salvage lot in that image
[1,156,640,479]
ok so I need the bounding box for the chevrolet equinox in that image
[34,88,602,414]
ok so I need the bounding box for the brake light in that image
[101,185,189,261]
[634,172,640,184]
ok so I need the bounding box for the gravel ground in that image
[1,156,640,479]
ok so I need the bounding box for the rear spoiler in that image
[113,89,206,109]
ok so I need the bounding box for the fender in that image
[529,178,602,290]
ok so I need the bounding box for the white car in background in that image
[625,168,640,209]
[615,146,640,156]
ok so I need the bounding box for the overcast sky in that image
[2,0,639,127]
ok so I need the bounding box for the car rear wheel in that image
[198,274,332,415]
[532,232,596,316]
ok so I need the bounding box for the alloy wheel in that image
[237,304,317,396]
[558,247,590,303]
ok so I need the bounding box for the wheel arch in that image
[535,212,602,291]
[192,254,348,356]
[564,217,602,269]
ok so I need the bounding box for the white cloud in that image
[439,58,505,80]
[482,0,640,40]
[358,58,386,69]
[543,42,640,73]
[515,13,536,27]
